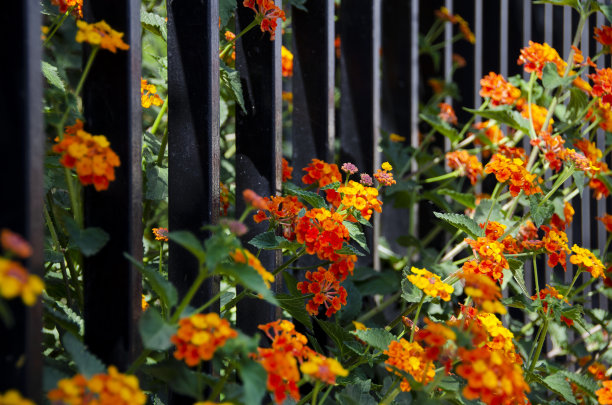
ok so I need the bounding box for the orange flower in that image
[152,227,168,242]
[252,195,304,240]
[282,157,293,182]
[141,295,149,311]
[463,236,509,283]
[598,213,612,232]
[51,0,82,18]
[243,0,286,41]
[300,353,348,384]
[373,162,396,186]
[521,103,553,134]
[297,267,347,317]
[141,79,163,108]
[461,272,506,314]
[479,72,521,106]
[595,25,612,48]
[473,121,504,152]
[428,78,444,94]
[588,362,608,381]
[531,132,566,171]
[589,67,612,105]
[446,150,483,185]
[220,182,231,216]
[230,248,275,287]
[301,159,342,188]
[53,120,121,191]
[390,133,406,142]
[532,285,573,326]
[0,229,32,259]
[333,180,382,220]
[596,380,612,404]
[242,189,268,210]
[75,20,130,53]
[0,258,44,306]
[384,339,435,392]
[171,313,237,367]
[517,41,565,78]
[435,7,457,23]
[456,346,529,405]
[0,390,35,405]
[294,208,350,263]
[438,102,458,125]
[550,201,575,230]
[406,267,454,301]
[484,153,542,197]
[281,46,293,77]
[455,15,475,44]
[47,366,147,405]
[570,245,605,279]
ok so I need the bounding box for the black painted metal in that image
[235,0,283,335]
[82,0,142,370]
[291,0,335,174]
[0,2,43,401]
[167,0,220,310]
[339,0,381,268]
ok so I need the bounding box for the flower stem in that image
[170,266,209,323]
[424,170,460,183]
[527,317,549,374]
[219,19,259,60]
[151,98,169,136]
[410,292,426,342]
[379,378,401,405]
[44,8,73,46]
[356,291,401,323]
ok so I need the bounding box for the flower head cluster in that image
[152,227,168,242]
[597,381,612,404]
[531,132,566,171]
[551,201,575,231]
[51,0,82,18]
[282,157,293,182]
[255,320,347,404]
[414,318,457,371]
[570,245,605,279]
[473,121,504,153]
[484,153,542,197]
[595,25,612,48]
[590,67,612,105]
[302,159,342,188]
[47,366,147,405]
[295,208,349,262]
[243,0,286,41]
[243,189,268,210]
[141,79,163,108]
[373,162,396,186]
[456,346,529,404]
[532,285,573,327]
[539,225,571,270]
[297,267,347,317]
[230,248,275,287]
[332,180,382,220]
[53,120,121,191]
[598,213,612,232]
[463,222,511,283]
[171,313,237,367]
[446,150,483,185]
[438,102,458,125]
[461,272,506,314]
[475,313,519,363]
[521,103,553,135]
[434,7,474,43]
[574,138,608,176]
[406,267,454,301]
[0,390,34,405]
[76,20,130,53]
[341,162,359,175]
[384,339,436,392]
[1,229,33,259]
[479,72,521,106]
[281,46,293,77]
[253,195,305,240]
[518,41,565,78]
[0,231,44,306]
[220,182,231,216]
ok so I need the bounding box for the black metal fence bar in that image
[235,0,283,335]
[0,2,43,401]
[291,0,335,173]
[82,0,142,370]
[167,0,220,310]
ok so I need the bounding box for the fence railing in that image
[3,0,612,401]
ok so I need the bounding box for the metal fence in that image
[2,0,611,401]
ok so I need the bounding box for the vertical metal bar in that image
[544,4,553,44]
[235,0,283,335]
[523,0,532,81]
[292,0,335,171]
[0,2,43,401]
[82,0,142,369]
[339,0,382,268]
[500,0,508,77]
[167,0,220,312]
[410,0,420,173]
[444,0,453,148]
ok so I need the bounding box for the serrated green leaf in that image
[437,188,476,209]
[336,243,365,256]
[238,360,267,405]
[401,278,425,303]
[145,164,168,201]
[249,231,297,251]
[336,384,377,405]
[141,8,167,41]
[560,371,599,398]
[219,0,236,26]
[543,373,577,404]
[42,61,65,91]
[573,170,586,195]
[534,0,579,9]
[420,113,460,143]
[289,0,308,11]
[139,308,177,350]
[542,62,575,90]
[433,212,483,239]
[276,293,312,330]
[62,333,105,378]
[145,360,202,399]
[125,254,178,308]
[168,231,206,263]
[598,4,612,24]
[463,106,531,134]
[321,181,341,190]
[284,181,327,208]
[352,328,395,351]
[352,210,372,227]
[343,221,369,253]
[529,194,555,227]
[65,218,110,257]
[220,61,245,113]
[216,263,278,306]
[507,258,529,297]
[315,319,353,356]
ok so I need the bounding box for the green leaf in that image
[401,278,425,303]
[529,195,555,227]
[419,113,460,143]
[145,360,202,399]
[220,61,246,113]
[321,181,341,190]
[534,0,579,9]
[237,361,267,405]
[42,61,65,91]
[560,371,599,398]
[597,4,612,24]
[433,212,483,239]
[145,164,168,201]
[168,231,206,263]
[65,218,110,257]
[437,189,476,209]
[62,333,105,378]
[276,293,312,330]
[219,0,236,26]
[125,254,178,308]
[216,263,278,306]
[336,243,365,256]
[284,181,327,208]
[542,373,577,404]
[336,384,377,405]
[141,8,167,41]
[139,308,177,350]
[343,221,369,253]
[352,210,372,227]
[463,106,531,134]
[573,170,586,195]
[249,231,299,251]
[288,0,308,11]
[507,258,529,297]
[352,328,395,351]
[315,319,353,356]
[542,62,575,90]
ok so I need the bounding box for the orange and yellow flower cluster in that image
[0,390,34,405]
[53,120,121,191]
[171,313,238,367]
[384,338,436,392]
[243,0,286,41]
[47,366,146,405]
[480,72,521,106]
[0,230,44,306]
[140,79,163,108]
[75,20,130,53]
[407,267,454,301]
[51,0,83,18]
[446,150,483,185]
[484,153,542,197]
[230,248,275,287]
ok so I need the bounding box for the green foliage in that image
[64,218,110,257]
[168,231,206,263]
[275,293,313,329]
[284,181,328,208]
[420,113,460,143]
[139,308,177,350]
[529,194,555,228]
[433,212,483,239]
[220,61,246,113]
[352,328,395,351]
[62,333,106,378]
[42,61,66,91]
[141,8,167,41]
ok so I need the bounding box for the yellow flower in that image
[231,249,275,287]
[570,245,605,278]
[389,133,406,142]
[407,267,454,301]
[0,389,35,405]
[300,354,348,384]
[76,20,130,53]
[381,162,393,171]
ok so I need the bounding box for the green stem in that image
[44,9,72,46]
[410,292,426,342]
[219,19,259,60]
[568,276,596,300]
[193,284,232,314]
[539,166,575,206]
[126,349,151,374]
[456,99,490,143]
[379,378,401,405]
[295,391,313,405]
[64,168,83,227]
[566,269,583,299]
[156,125,169,166]
[196,362,203,401]
[526,320,544,368]
[356,291,401,323]
[484,182,502,227]
[312,381,322,405]
[318,385,334,405]
[424,170,460,183]
[44,204,73,306]
[171,267,209,323]
[527,317,549,374]
[208,362,235,401]
[151,98,169,136]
